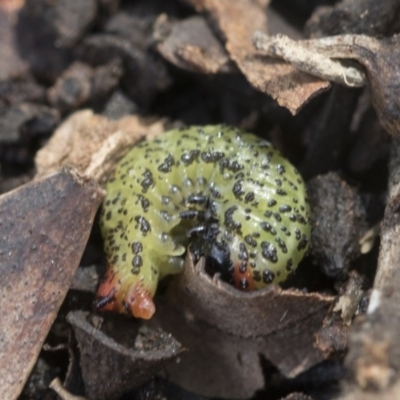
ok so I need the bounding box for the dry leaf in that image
[198,0,330,114]
[0,167,104,400]
[35,109,165,184]
[152,252,334,398]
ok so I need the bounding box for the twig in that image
[49,378,87,400]
[253,32,367,87]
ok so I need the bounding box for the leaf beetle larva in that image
[95,125,311,319]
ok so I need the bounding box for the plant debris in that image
[0,167,104,400]
[34,110,165,183]
[151,252,334,398]
[67,311,183,400]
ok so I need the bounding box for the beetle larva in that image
[95,125,310,319]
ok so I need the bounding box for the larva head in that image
[96,124,311,319]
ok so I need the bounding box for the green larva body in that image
[96,125,310,319]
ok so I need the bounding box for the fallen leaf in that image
[35,109,165,183]
[197,0,330,113]
[0,167,104,400]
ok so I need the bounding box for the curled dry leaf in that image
[252,33,400,137]
[151,252,334,399]
[67,311,183,400]
[35,109,165,184]
[0,167,104,400]
[174,0,330,114]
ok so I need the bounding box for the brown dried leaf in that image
[151,252,334,398]
[197,0,330,113]
[155,15,235,74]
[35,110,165,184]
[0,167,104,400]
[67,311,183,400]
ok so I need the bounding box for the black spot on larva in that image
[131,242,143,254]
[162,196,171,205]
[260,222,277,235]
[181,150,200,165]
[105,211,112,221]
[210,185,222,199]
[132,255,143,268]
[297,235,309,251]
[295,228,301,240]
[261,242,278,263]
[273,213,282,222]
[276,189,287,196]
[186,194,208,205]
[253,270,261,281]
[235,172,245,180]
[286,259,293,271]
[262,269,275,284]
[137,195,150,212]
[228,160,244,172]
[140,169,154,193]
[296,214,307,225]
[281,227,291,236]
[219,158,230,172]
[275,179,282,187]
[245,208,252,214]
[134,216,151,235]
[238,243,248,261]
[277,164,285,174]
[275,237,288,254]
[252,232,260,238]
[160,211,173,222]
[279,205,292,213]
[268,199,277,207]
[122,253,127,262]
[232,180,244,199]
[239,262,247,273]
[111,195,119,204]
[244,192,255,203]
[289,214,297,222]
[224,206,241,231]
[264,211,273,218]
[201,151,225,163]
[245,235,257,247]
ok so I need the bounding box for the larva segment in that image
[96,125,311,318]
